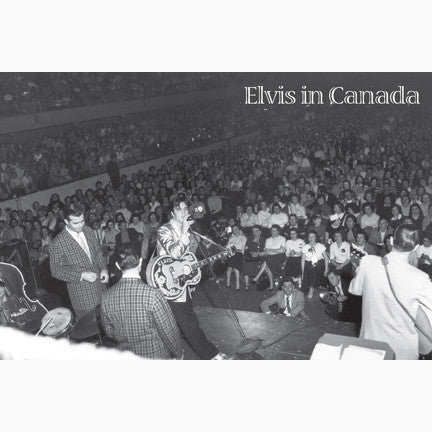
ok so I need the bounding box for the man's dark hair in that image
[63,206,83,221]
[116,244,141,270]
[169,198,186,213]
[393,224,420,252]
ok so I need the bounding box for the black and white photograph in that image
[2,72,432,361]
[1,1,431,431]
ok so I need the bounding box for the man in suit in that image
[115,220,140,252]
[101,244,182,359]
[368,217,394,255]
[260,277,307,318]
[325,268,361,325]
[349,224,432,359]
[49,207,109,318]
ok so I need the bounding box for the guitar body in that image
[0,262,48,333]
[148,252,202,301]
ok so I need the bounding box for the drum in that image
[41,308,75,338]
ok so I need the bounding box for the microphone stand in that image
[190,229,262,358]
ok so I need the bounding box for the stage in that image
[183,306,358,359]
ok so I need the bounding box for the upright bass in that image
[0,262,48,333]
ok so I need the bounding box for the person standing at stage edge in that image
[49,207,109,318]
[154,199,230,360]
[349,224,432,360]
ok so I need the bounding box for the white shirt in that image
[301,243,326,264]
[285,238,306,257]
[228,234,247,253]
[329,241,351,264]
[288,203,306,219]
[240,212,258,228]
[265,235,286,251]
[269,212,288,229]
[360,213,380,229]
[257,210,271,228]
[66,227,92,262]
[349,251,432,359]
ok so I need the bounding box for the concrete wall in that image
[0,86,241,135]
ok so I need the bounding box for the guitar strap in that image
[381,256,432,345]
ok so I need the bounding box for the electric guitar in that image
[146,246,235,301]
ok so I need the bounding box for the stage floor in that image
[183,277,358,359]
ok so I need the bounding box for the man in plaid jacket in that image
[101,244,182,359]
[49,208,109,318]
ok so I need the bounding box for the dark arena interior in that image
[1,72,432,360]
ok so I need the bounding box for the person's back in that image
[349,224,432,359]
[101,244,182,359]
[102,278,171,358]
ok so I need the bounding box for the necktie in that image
[78,232,92,262]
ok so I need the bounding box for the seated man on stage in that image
[101,244,183,359]
[260,277,307,318]
[155,199,230,360]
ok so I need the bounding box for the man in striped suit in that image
[49,207,109,318]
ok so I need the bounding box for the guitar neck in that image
[193,250,230,270]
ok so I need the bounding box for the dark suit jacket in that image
[115,228,140,249]
[326,275,361,323]
[260,289,306,317]
[49,226,107,318]
[368,227,394,246]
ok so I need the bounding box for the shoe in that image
[235,286,240,291]
[307,288,314,299]
[245,285,250,291]
[212,352,233,360]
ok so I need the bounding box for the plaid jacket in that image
[101,277,182,359]
[49,226,107,318]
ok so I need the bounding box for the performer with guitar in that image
[154,199,231,360]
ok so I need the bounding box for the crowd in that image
[1,103,432,323]
[0,101,294,200]
[0,72,244,117]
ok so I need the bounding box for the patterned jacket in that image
[49,226,107,318]
[101,277,182,359]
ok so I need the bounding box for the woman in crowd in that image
[306,214,326,243]
[284,228,305,279]
[389,204,403,231]
[312,194,332,221]
[360,202,380,232]
[226,225,247,291]
[329,229,351,276]
[409,203,424,230]
[242,225,266,290]
[268,203,288,230]
[102,218,119,262]
[301,230,328,299]
[240,203,258,234]
[353,230,376,256]
[256,200,271,230]
[252,225,286,291]
[287,194,306,220]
